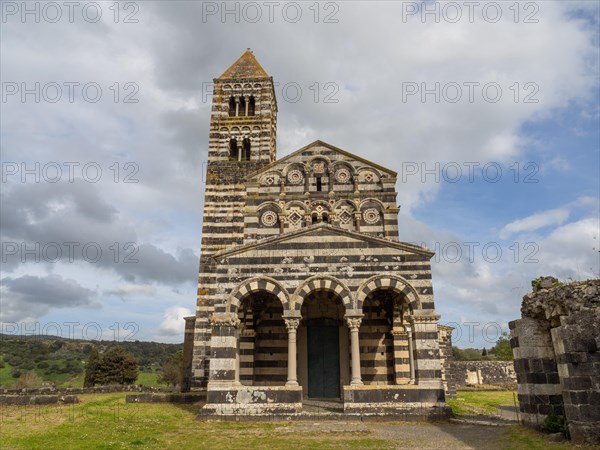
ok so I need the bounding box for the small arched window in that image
[311,213,318,224]
[228,96,236,117]
[316,176,322,192]
[229,138,238,160]
[242,138,251,161]
[322,213,328,223]
[248,96,256,116]
[239,97,246,116]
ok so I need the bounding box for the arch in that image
[307,155,332,167]
[282,163,306,177]
[331,161,356,180]
[229,138,238,160]
[248,96,256,116]
[257,201,282,213]
[292,275,353,311]
[227,276,290,313]
[283,200,309,214]
[309,200,331,212]
[239,96,246,116]
[228,96,236,117]
[356,166,383,179]
[332,199,357,212]
[359,197,387,210]
[260,170,283,186]
[356,274,421,311]
[242,137,251,160]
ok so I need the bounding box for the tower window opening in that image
[242,138,251,160]
[316,176,322,192]
[239,97,246,116]
[228,96,236,117]
[229,138,238,160]
[248,96,256,116]
[312,213,318,224]
[322,213,328,223]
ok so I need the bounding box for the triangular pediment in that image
[248,140,397,181]
[213,223,433,260]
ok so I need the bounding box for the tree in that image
[15,371,43,389]
[95,347,139,385]
[157,350,183,387]
[452,347,485,361]
[489,332,513,361]
[84,347,100,387]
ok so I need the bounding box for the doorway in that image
[307,325,340,398]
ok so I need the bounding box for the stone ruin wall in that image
[451,360,516,389]
[510,277,600,444]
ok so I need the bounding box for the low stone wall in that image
[1,385,177,396]
[126,393,206,404]
[510,277,600,444]
[0,385,178,406]
[451,361,516,388]
[0,394,79,405]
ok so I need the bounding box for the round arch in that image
[283,200,309,214]
[291,275,353,311]
[356,274,421,311]
[227,276,290,313]
[358,197,387,210]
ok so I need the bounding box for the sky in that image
[1,1,599,348]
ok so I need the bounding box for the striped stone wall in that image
[360,296,394,385]
[190,73,277,388]
[186,54,447,415]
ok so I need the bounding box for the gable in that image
[214,224,432,261]
[247,140,397,182]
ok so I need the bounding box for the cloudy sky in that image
[1,1,599,347]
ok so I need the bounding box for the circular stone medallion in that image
[261,211,278,227]
[287,169,304,185]
[363,208,380,224]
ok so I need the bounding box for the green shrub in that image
[543,412,567,435]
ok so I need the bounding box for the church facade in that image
[182,51,450,416]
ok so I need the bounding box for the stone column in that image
[284,318,300,386]
[406,325,416,383]
[235,98,240,117]
[244,96,249,116]
[354,212,361,232]
[346,317,363,386]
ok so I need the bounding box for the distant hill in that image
[0,334,182,388]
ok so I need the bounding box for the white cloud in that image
[499,207,571,239]
[105,283,157,299]
[499,196,599,239]
[1,1,597,342]
[158,306,193,336]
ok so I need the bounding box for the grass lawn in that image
[0,361,16,386]
[446,389,518,416]
[1,392,594,449]
[136,372,161,386]
[0,393,388,449]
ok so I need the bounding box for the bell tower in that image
[188,50,277,388]
[208,48,277,164]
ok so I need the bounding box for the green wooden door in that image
[307,326,340,398]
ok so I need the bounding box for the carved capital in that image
[210,313,240,328]
[284,318,300,331]
[346,317,362,330]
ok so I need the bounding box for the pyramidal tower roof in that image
[218,49,269,79]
